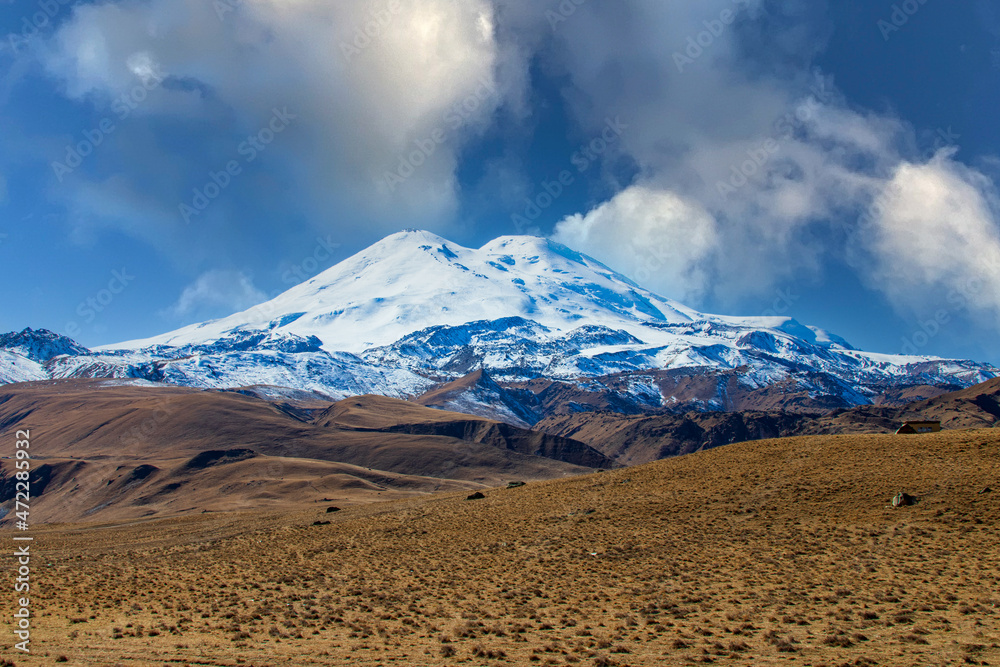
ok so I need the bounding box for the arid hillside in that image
[0,380,610,523]
[900,377,1000,428]
[538,377,1000,465]
[4,427,998,666]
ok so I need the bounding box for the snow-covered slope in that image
[0,329,90,384]
[0,350,46,384]
[105,230,703,353]
[0,328,90,362]
[3,231,997,418]
[414,369,540,429]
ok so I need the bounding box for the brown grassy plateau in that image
[3,427,998,666]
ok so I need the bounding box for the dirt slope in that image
[539,377,1000,465]
[6,428,998,665]
[320,394,614,468]
[0,380,603,523]
[900,376,1000,428]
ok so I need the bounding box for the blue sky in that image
[1,0,999,366]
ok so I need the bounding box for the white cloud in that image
[169,270,268,319]
[861,151,1000,324]
[552,185,719,301]
[533,0,1000,327]
[40,0,514,237]
[527,3,861,299]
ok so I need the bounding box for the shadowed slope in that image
[413,368,541,426]
[317,393,615,469]
[900,376,1000,428]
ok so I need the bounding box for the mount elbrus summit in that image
[1,230,996,426]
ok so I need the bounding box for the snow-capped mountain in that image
[0,328,89,363]
[2,230,996,420]
[105,230,705,353]
[0,350,46,385]
[0,329,89,384]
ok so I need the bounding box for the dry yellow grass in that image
[4,428,999,666]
